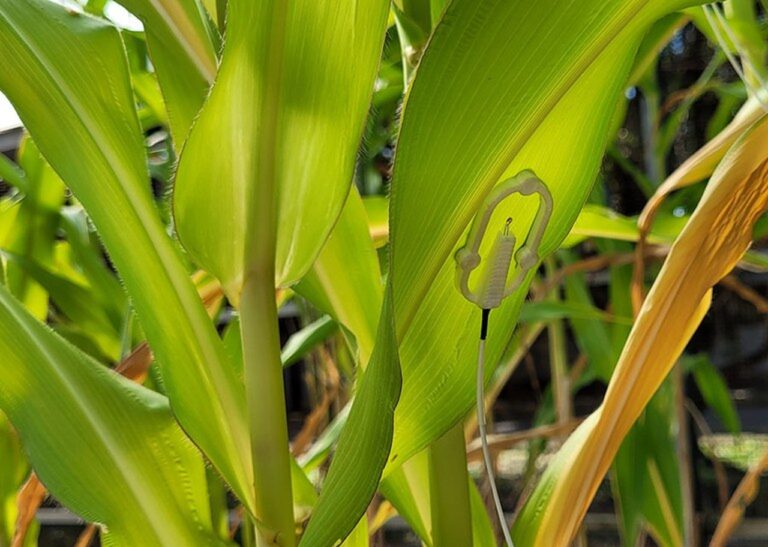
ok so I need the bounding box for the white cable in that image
[477,336,514,546]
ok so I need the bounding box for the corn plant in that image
[0,0,767,546]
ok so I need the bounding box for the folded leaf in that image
[514,115,768,546]
[0,284,226,546]
[300,290,401,546]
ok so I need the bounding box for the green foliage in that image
[0,283,225,546]
[173,0,390,298]
[117,0,219,147]
[300,290,400,546]
[0,0,761,545]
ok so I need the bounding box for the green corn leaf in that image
[362,195,388,248]
[379,455,432,542]
[300,289,401,546]
[339,518,369,547]
[388,0,701,332]
[173,0,390,302]
[0,0,252,510]
[629,13,689,84]
[281,315,338,368]
[561,250,617,382]
[469,476,497,547]
[385,0,701,476]
[0,251,121,360]
[117,0,219,146]
[563,203,689,248]
[290,458,319,526]
[296,1,705,539]
[518,300,632,326]
[380,449,496,546]
[0,283,228,546]
[561,204,768,272]
[297,188,492,544]
[3,138,64,320]
[296,188,383,364]
[298,404,350,474]
[59,208,128,327]
[613,382,684,547]
[688,354,741,434]
[0,198,20,255]
[0,152,27,193]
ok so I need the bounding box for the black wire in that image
[480,308,490,340]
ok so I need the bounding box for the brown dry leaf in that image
[291,348,341,456]
[74,524,98,547]
[11,474,46,547]
[710,449,768,546]
[514,115,768,546]
[113,343,153,383]
[631,100,766,312]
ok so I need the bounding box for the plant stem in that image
[428,423,473,546]
[546,258,572,431]
[639,76,664,185]
[237,0,294,543]
[240,275,295,546]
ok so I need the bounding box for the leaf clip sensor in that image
[455,170,553,310]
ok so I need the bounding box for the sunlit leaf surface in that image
[0,0,252,509]
[386,0,700,474]
[173,0,390,301]
[0,284,226,546]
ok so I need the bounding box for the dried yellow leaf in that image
[514,114,768,546]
